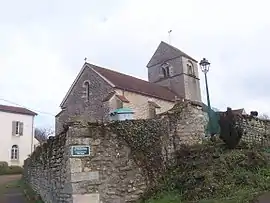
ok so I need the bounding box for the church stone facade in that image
[147,41,201,102]
[55,41,202,134]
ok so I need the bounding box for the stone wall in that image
[23,101,207,203]
[24,101,270,203]
[23,132,72,202]
[240,115,270,146]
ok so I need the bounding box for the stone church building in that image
[55,41,202,134]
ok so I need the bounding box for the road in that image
[0,174,27,203]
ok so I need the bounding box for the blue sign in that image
[71,145,90,157]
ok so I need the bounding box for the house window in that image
[12,121,23,136]
[15,122,19,134]
[187,61,195,76]
[11,145,19,160]
[83,81,90,101]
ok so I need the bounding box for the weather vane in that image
[84,57,87,62]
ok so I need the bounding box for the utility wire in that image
[0,98,56,117]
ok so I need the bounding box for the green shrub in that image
[0,161,8,168]
[140,142,270,203]
[219,108,243,149]
[7,166,23,174]
[0,164,23,175]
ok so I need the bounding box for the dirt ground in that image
[0,174,27,203]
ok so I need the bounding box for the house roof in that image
[90,64,178,102]
[147,41,197,68]
[232,108,246,115]
[217,108,247,116]
[0,104,37,116]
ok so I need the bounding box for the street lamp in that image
[199,58,213,136]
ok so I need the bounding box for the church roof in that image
[147,41,197,68]
[90,64,178,102]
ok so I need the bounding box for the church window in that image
[83,81,90,101]
[187,61,195,76]
[162,67,167,77]
[161,62,171,77]
[165,66,170,76]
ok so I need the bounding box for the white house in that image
[0,104,38,166]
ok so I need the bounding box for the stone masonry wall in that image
[24,101,270,203]
[24,101,208,203]
[240,115,270,146]
[55,64,114,135]
[23,132,72,203]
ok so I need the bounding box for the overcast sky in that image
[1,0,270,128]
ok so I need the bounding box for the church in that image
[55,41,202,134]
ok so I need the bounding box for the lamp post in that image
[199,58,213,136]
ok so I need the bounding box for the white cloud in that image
[1,0,270,128]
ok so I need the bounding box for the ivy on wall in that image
[109,119,168,186]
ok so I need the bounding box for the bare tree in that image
[35,127,54,143]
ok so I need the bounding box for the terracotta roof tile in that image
[0,104,37,116]
[90,64,178,102]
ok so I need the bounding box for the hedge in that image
[0,161,23,175]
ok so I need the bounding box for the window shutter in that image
[12,121,16,136]
[19,122,24,136]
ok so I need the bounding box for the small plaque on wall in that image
[70,145,90,157]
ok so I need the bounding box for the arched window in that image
[161,62,171,77]
[11,145,19,160]
[165,66,170,77]
[187,61,195,76]
[83,81,90,101]
[162,67,167,77]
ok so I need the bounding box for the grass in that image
[140,142,270,203]
[144,188,268,203]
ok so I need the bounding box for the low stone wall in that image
[23,101,270,203]
[23,132,72,202]
[23,101,208,203]
[240,115,270,146]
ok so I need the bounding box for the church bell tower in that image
[147,41,202,102]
